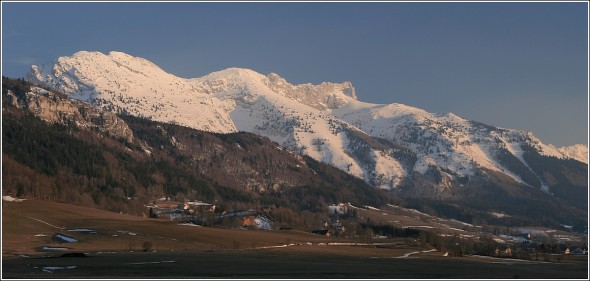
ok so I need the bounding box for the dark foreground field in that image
[2,199,588,279]
[2,250,588,279]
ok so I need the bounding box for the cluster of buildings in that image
[497,231,588,256]
[145,197,274,229]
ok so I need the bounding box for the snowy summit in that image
[27,51,588,192]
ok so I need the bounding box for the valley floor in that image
[2,199,588,279]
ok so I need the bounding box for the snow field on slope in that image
[221,75,368,180]
[27,51,587,192]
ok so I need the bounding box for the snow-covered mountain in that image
[27,51,588,198]
[557,144,588,164]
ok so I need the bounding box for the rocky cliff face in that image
[4,85,134,143]
[264,72,356,110]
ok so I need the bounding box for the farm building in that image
[328,203,349,215]
[241,215,272,230]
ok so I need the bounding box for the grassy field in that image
[2,199,588,279]
[2,199,338,255]
[3,250,588,279]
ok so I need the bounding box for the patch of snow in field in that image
[489,211,508,218]
[41,246,69,251]
[178,223,202,227]
[447,227,466,232]
[328,242,357,246]
[394,251,420,259]
[34,234,47,237]
[117,230,138,236]
[2,195,25,202]
[560,224,574,230]
[42,266,77,273]
[256,244,290,249]
[404,225,434,229]
[364,206,381,211]
[449,219,475,227]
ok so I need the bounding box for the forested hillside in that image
[2,77,395,228]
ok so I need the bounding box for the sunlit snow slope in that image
[28,51,588,192]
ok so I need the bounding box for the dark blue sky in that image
[2,2,588,146]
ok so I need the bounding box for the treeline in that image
[2,76,31,99]
[3,113,106,177]
[2,111,144,214]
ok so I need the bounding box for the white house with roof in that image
[328,203,349,215]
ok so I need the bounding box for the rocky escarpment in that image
[264,72,356,110]
[3,81,133,143]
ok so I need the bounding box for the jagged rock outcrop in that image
[264,72,356,110]
[4,86,134,142]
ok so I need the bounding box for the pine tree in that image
[149,207,158,218]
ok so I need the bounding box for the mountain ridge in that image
[2,77,392,219]
[25,51,588,202]
[3,75,587,230]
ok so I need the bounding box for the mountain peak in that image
[25,50,587,194]
[197,67,267,82]
[27,50,179,102]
